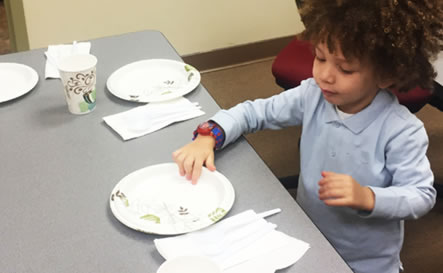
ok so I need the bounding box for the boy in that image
[173,1,443,272]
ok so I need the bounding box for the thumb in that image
[205,152,216,171]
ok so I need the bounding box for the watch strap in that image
[193,121,225,150]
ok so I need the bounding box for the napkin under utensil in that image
[103,97,205,140]
[154,209,310,272]
[44,41,91,78]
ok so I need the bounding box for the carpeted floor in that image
[201,60,443,273]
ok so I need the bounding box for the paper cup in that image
[157,256,221,273]
[58,54,97,115]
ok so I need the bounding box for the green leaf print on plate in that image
[208,207,227,222]
[161,90,172,95]
[140,214,161,224]
[184,64,196,72]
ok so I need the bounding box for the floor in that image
[1,1,442,271]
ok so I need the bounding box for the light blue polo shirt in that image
[211,78,436,273]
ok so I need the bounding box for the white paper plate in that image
[110,163,235,235]
[106,59,201,103]
[0,63,39,103]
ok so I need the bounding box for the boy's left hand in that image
[318,171,375,211]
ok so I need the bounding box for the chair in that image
[271,37,434,113]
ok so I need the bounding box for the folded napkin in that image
[154,209,310,272]
[44,41,91,78]
[103,97,205,140]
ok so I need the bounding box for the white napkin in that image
[154,209,310,272]
[103,97,205,140]
[44,41,91,78]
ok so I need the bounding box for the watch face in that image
[200,122,211,129]
[198,122,213,135]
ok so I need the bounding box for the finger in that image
[320,179,349,190]
[319,179,346,190]
[318,177,328,186]
[172,149,181,159]
[318,185,329,195]
[172,151,186,176]
[318,188,345,200]
[191,158,204,184]
[321,171,335,178]
[183,157,195,181]
[205,152,216,171]
[323,198,349,207]
[318,176,337,187]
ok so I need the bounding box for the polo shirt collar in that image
[324,90,394,134]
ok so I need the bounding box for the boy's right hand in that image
[172,135,216,184]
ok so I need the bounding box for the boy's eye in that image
[339,66,354,74]
[315,56,326,62]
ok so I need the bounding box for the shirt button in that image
[334,123,340,128]
[331,151,336,157]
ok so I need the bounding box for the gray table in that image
[0,30,352,273]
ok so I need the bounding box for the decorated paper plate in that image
[110,163,235,235]
[0,63,39,103]
[106,59,201,103]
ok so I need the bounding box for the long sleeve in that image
[211,79,314,148]
[367,115,436,220]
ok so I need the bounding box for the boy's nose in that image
[319,65,335,84]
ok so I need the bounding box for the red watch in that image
[196,121,215,135]
[193,121,225,149]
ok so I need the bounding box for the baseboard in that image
[182,35,295,72]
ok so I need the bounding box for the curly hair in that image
[298,0,443,92]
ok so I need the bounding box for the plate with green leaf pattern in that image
[106,59,201,103]
[110,163,235,235]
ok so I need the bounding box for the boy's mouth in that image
[321,89,337,96]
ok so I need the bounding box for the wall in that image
[4,0,29,52]
[15,0,303,55]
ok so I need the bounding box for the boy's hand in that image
[318,171,375,211]
[172,135,216,185]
